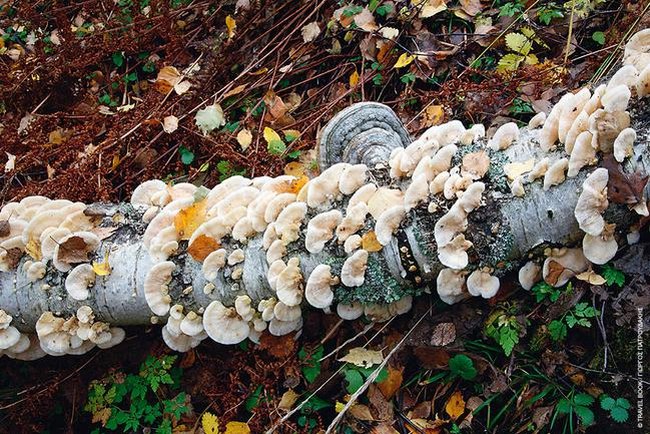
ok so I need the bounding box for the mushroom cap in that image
[228,249,245,266]
[528,112,546,129]
[131,180,167,206]
[76,306,94,324]
[162,326,201,352]
[336,202,368,242]
[488,122,519,150]
[305,264,335,309]
[613,127,636,163]
[404,175,430,211]
[623,29,650,70]
[364,303,392,322]
[375,205,406,246]
[347,183,378,211]
[5,335,46,361]
[65,263,96,301]
[235,295,255,321]
[144,261,175,316]
[466,269,500,299]
[518,261,541,290]
[202,249,226,281]
[574,168,609,236]
[275,202,308,243]
[268,317,303,336]
[344,234,362,253]
[273,302,302,322]
[266,239,286,264]
[305,210,342,253]
[203,300,250,345]
[436,268,468,305]
[341,249,369,287]
[97,327,126,349]
[542,248,589,287]
[339,164,368,195]
[180,312,204,336]
[6,332,30,354]
[438,234,472,270]
[276,257,304,306]
[336,302,364,320]
[567,131,596,177]
[601,84,631,113]
[0,326,21,350]
[583,231,618,265]
[388,295,413,316]
[307,163,348,207]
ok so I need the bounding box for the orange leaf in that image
[361,231,383,252]
[174,200,207,240]
[377,365,404,399]
[349,70,360,87]
[284,162,305,177]
[445,390,466,419]
[289,175,309,194]
[187,234,220,261]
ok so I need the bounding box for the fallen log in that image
[0,30,649,360]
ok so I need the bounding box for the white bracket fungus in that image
[65,264,96,301]
[144,261,175,316]
[436,268,468,305]
[574,168,608,236]
[305,210,342,253]
[341,249,368,287]
[305,264,337,309]
[203,300,250,345]
[488,122,519,150]
[275,257,304,306]
[466,268,500,299]
[375,205,406,246]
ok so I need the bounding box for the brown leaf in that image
[368,384,394,421]
[413,347,450,369]
[544,259,564,286]
[57,236,92,263]
[430,322,456,346]
[258,333,296,359]
[91,226,117,241]
[350,404,375,421]
[179,349,196,368]
[532,406,553,430]
[377,364,404,399]
[460,0,482,16]
[409,401,431,419]
[188,235,220,262]
[278,389,299,411]
[602,155,648,204]
[3,247,23,269]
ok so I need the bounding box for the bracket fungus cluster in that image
[1,30,650,358]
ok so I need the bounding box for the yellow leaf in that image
[174,199,207,240]
[92,251,112,276]
[223,421,251,434]
[226,15,236,38]
[236,129,253,151]
[394,53,415,69]
[25,238,42,261]
[445,390,466,419]
[289,175,309,195]
[223,84,247,99]
[263,126,282,145]
[361,231,383,252]
[187,235,220,262]
[423,105,445,127]
[284,162,305,177]
[505,32,532,55]
[278,389,299,411]
[377,365,404,399]
[349,70,360,87]
[201,412,219,434]
[111,154,120,171]
[576,270,606,285]
[335,401,345,413]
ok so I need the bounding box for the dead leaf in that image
[162,115,178,134]
[602,155,649,205]
[459,396,483,428]
[377,365,403,399]
[57,236,93,263]
[413,347,450,369]
[544,260,564,286]
[503,159,535,181]
[4,152,16,172]
[422,105,445,127]
[445,390,466,419]
[354,7,378,31]
[91,226,117,241]
[25,238,42,261]
[258,333,297,359]
[3,248,22,269]
[226,15,237,38]
[368,384,394,421]
[188,235,219,262]
[237,129,253,151]
[430,322,456,346]
[576,269,606,285]
[394,53,416,68]
[174,200,207,240]
[349,70,360,87]
[301,22,321,43]
[92,251,111,276]
[350,404,375,421]
[0,221,9,237]
[460,0,482,16]
[339,347,383,368]
[223,84,247,99]
[361,231,383,252]
[419,0,448,18]
[278,389,299,411]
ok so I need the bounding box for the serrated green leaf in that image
[505,32,532,55]
[616,397,631,409]
[574,393,595,406]
[574,405,594,425]
[556,398,572,414]
[610,406,629,423]
[497,53,523,71]
[601,264,625,287]
[600,395,616,410]
[549,320,567,341]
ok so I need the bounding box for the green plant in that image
[400,72,416,84]
[341,364,388,394]
[551,390,595,429]
[548,302,599,342]
[592,31,605,46]
[298,345,323,384]
[498,0,525,17]
[508,97,534,116]
[84,355,188,434]
[448,354,478,381]
[216,160,246,181]
[600,263,625,287]
[498,28,546,71]
[98,93,119,107]
[600,394,630,423]
[485,309,524,356]
[178,146,194,165]
[296,395,330,432]
[537,3,564,25]
[531,281,572,303]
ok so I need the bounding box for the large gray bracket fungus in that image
[1,29,650,359]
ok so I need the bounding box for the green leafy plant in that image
[216,160,246,181]
[298,345,324,384]
[341,364,388,394]
[508,97,534,116]
[498,0,525,17]
[548,302,599,342]
[552,390,595,428]
[600,394,630,423]
[400,72,416,84]
[600,263,625,287]
[592,31,605,46]
[531,281,572,303]
[448,354,477,381]
[84,355,187,434]
[537,3,564,25]
[498,27,546,71]
[485,309,524,356]
[178,146,195,165]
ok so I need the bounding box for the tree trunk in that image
[1,83,649,358]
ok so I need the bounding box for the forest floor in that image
[0,0,649,433]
